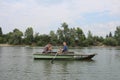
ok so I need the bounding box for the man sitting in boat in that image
[42,43,52,53]
[61,42,68,53]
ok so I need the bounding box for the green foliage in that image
[57,23,86,46]
[49,31,57,45]
[34,33,40,43]
[0,37,3,43]
[104,37,117,46]
[0,27,4,43]
[104,31,118,46]
[109,32,112,37]
[57,22,70,44]
[24,27,34,45]
[0,24,120,47]
[57,28,64,44]
[7,29,23,45]
[114,26,120,45]
[92,36,104,46]
[69,28,77,46]
[0,27,3,36]
[76,27,86,46]
[36,34,51,46]
[86,31,94,46]
[61,22,70,42]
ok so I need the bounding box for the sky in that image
[0,0,120,37]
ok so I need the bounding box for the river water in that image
[0,46,120,80]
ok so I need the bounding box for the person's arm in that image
[43,46,48,53]
[48,46,52,52]
[62,46,66,52]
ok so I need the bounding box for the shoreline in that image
[0,44,26,47]
[0,44,13,47]
[0,44,120,48]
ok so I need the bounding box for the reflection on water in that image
[0,46,120,80]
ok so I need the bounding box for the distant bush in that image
[104,37,117,46]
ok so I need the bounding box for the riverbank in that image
[0,44,12,47]
[0,44,27,47]
[0,44,119,48]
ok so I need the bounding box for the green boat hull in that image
[33,52,96,60]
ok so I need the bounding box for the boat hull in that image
[33,52,96,60]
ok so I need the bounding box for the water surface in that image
[0,46,120,80]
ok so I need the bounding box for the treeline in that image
[0,22,120,46]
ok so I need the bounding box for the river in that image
[0,46,120,80]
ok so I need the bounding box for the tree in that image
[76,27,86,46]
[61,22,70,43]
[0,27,3,36]
[0,37,3,43]
[34,32,40,43]
[57,22,70,44]
[114,26,120,45]
[109,32,112,37]
[0,27,3,43]
[69,28,77,46]
[104,37,117,46]
[92,36,104,46]
[24,27,34,45]
[106,35,109,38]
[36,34,50,46]
[49,31,57,45]
[7,29,23,45]
[86,30,94,46]
[57,23,87,46]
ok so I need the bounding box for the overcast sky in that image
[0,0,120,37]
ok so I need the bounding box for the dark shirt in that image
[43,45,50,53]
[43,46,48,53]
[62,45,68,52]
